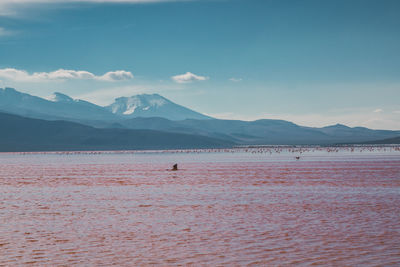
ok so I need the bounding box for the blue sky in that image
[0,0,399,129]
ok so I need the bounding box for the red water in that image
[1,147,399,266]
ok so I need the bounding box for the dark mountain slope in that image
[0,112,234,152]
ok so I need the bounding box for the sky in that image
[0,0,399,130]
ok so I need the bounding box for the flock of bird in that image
[12,145,400,156]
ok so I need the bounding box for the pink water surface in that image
[0,147,399,266]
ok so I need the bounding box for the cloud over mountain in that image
[0,68,133,82]
[171,72,208,84]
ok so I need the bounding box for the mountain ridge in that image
[1,87,399,147]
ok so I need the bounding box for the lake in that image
[1,146,399,266]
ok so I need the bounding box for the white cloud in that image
[373,108,383,113]
[0,0,193,16]
[229,78,242,82]
[171,72,208,84]
[0,68,134,82]
[98,70,134,81]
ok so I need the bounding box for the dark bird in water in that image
[172,164,178,171]
[295,156,300,160]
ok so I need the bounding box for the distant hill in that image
[0,112,233,152]
[118,117,400,145]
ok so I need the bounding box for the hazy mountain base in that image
[115,117,400,145]
[364,136,400,144]
[0,112,234,152]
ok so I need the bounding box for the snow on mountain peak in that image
[104,93,211,120]
[48,92,74,103]
[108,94,168,115]
[148,97,166,107]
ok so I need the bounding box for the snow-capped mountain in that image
[0,88,212,122]
[106,93,211,120]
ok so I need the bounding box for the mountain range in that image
[0,87,209,122]
[0,87,399,151]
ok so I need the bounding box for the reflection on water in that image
[0,147,399,265]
